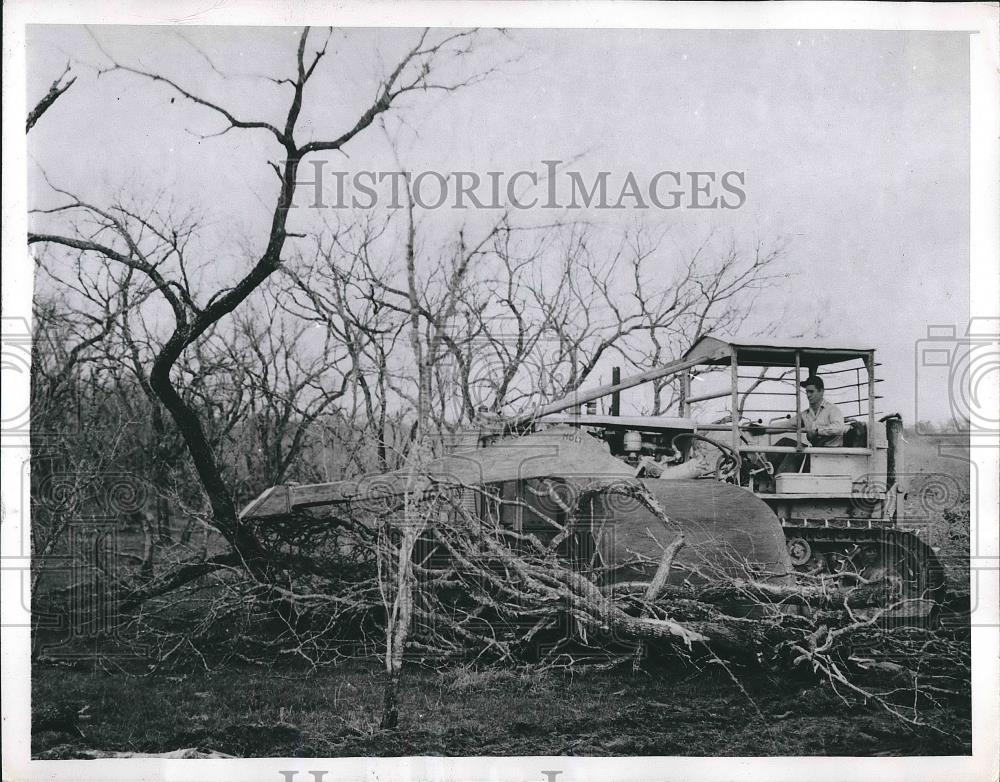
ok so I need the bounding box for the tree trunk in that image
[380,671,400,730]
[380,512,423,730]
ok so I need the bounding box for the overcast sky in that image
[26,26,970,422]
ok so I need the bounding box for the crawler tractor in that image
[241,335,946,624]
[534,336,946,621]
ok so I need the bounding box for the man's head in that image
[801,375,825,406]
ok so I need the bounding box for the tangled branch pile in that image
[30,461,965,741]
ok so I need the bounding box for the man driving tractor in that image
[750,375,848,474]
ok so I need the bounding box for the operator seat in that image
[843,420,867,448]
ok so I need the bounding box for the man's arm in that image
[746,413,798,438]
[813,404,847,436]
[768,414,800,432]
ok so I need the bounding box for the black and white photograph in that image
[3,2,998,781]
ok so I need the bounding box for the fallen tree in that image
[54,464,961,740]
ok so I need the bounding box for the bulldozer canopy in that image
[684,334,873,368]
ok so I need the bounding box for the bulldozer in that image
[240,335,946,624]
[529,335,946,622]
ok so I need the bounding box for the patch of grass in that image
[443,664,555,694]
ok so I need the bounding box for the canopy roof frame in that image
[684,335,874,368]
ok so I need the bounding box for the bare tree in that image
[29,26,491,588]
[281,215,408,473]
[30,295,122,596]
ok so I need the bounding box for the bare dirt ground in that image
[32,659,970,758]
